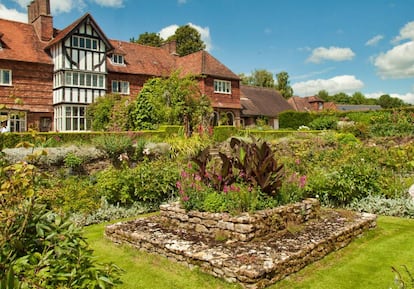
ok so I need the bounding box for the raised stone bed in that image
[105,199,376,289]
[158,198,320,242]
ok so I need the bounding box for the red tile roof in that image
[287,96,325,112]
[107,40,175,76]
[177,51,239,79]
[0,18,51,64]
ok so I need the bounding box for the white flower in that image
[143,148,151,155]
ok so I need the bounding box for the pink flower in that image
[180,170,188,178]
[223,185,229,194]
[182,196,189,202]
[295,159,301,165]
[176,181,182,189]
[299,175,307,188]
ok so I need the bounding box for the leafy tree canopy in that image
[275,71,294,99]
[132,25,206,56]
[167,25,206,56]
[131,32,163,47]
[128,71,212,135]
[239,69,275,88]
[316,90,409,107]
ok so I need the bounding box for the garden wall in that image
[105,199,377,288]
[158,198,319,242]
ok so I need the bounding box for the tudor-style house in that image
[0,0,240,132]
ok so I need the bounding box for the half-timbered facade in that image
[46,14,113,131]
[0,0,241,132]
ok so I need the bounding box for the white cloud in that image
[178,0,187,4]
[159,23,212,52]
[0,3,27,22]
[306,46,355,63]
[392,21,414,43]
[366,35,384,46]
[374,41,414,78]
[11,0,86,15]
[90,0,124,8]
[159,24,179,39]
[292,75,364,96]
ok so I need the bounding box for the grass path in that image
[83,215,414,289]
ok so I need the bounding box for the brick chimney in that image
[161,40,178,56]
[27,0,53,42]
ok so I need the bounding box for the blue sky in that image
[1,0,414,103]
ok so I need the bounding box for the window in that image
[111,54,124,65]
[112,80,129,94]
[0,69,11,86]
[1,111,26,132]
[55,105,89,132]
[72,36,98,51]
[214,80,231,94]
[63,72,105,89]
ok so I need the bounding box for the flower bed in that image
[105,199,376,288]
[159,198,319,242]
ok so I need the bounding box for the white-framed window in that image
[1,111,26,132]
[72,36,98,51]
[214,80,231,94]
[111,54,125,65]
[0,69,11,86]
[54,105,89,132]
[112,80,129,94]
[63,72,105,89]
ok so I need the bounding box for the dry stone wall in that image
[105,199,377,288]
[159,198,319,242]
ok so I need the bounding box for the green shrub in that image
[132,160,179,204]
[213,125,238,142]
[309,115,338,130]
[0,160,122,288]
[178,137,285,213]
[349,195,414,218]
[95,167,135,204]
[92,134,134,166]
[95,160,179,206]
[279,111,315,129]
[44,177,101,215]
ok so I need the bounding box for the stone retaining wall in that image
[105,200,377,288]
[159,198,320,242]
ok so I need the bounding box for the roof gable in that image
[0,18,51,64]
[46,13,113,51]
[177,51,239,79]
[240,85,292,117]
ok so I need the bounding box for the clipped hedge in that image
[0,131,164,149]
[279,111,317,129]
[212,125,239,142]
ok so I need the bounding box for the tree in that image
[131,32,163,47]
[317,90,330,102]
[350,92,367,104]
[129,71,212,136]
[378,94,405,108]
[168,25,206,56]
[275,71,293,99]
[86,94,129,131]
[242,69,275,88]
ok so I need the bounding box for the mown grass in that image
[83,215,414,289]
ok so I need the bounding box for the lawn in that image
[83,215,414,289]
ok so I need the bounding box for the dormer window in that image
[214,80,231,94]
[111,54,125,65]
